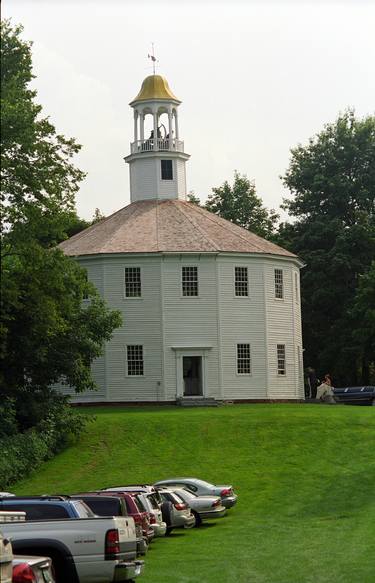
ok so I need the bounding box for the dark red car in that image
[82,491,154,544]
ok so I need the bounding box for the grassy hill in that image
[13,404,375,583]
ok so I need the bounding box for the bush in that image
[0,401,90,490]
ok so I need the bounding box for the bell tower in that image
[124,75,190,202]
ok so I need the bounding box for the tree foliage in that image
[280,111,375,384]
[0,21,121,432]
[205,171,279,239]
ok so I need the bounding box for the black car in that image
[333,386,375,405]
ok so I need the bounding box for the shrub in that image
[0,401,90,490]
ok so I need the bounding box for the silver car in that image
[166,487,226,525]
[135,493,167,538]
[154,478,238,509]
[157,489,196,533]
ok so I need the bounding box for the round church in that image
[60,74,304,404]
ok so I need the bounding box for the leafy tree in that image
[280,111,375,385]
[205,171,279,238]
[0,21,121,431]
[187,191,201,206]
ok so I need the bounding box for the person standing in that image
[307,367,319,399]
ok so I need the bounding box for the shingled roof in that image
[59,199,296,258]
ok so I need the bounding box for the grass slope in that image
[13,404,375,583]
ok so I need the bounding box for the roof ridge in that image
[176,201,218,250]
[184,201,293,256]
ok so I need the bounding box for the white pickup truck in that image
[0,510,144,583]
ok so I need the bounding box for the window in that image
[125,267,141,297]
[274,268,284,299]
[83,270,89,300]
[161,159,173,180]
[237,343,251,375]
[127,345,144,376]
[294,272,299,304]
[277,344,286,375]
[182,266,198,296]
[235,267,248,296]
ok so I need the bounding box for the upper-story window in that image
[161,159,173,180]
[277,344,286,375]
[235,267,249,297]
[182,266,198,297]
[274,268,284,299]
[294,272,299,304]
[127,345,144,376]
[125,267,141,297]
[237,343,251,375]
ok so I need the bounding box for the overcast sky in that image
[3,0,375,220]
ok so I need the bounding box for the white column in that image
[153,110,158,151]
[168,106,173,150]
[174,110,179,140]
[133,110,138,143]
[140,113,144,141]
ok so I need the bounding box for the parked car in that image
[70,494,148,556]
[101,486,166,537]
[154,478,238,508]
[333,386,375,405]
[0,498,144,583]
[1,531,13,583]
[158,486,226,525]
[0,495,95,521]
[12,555,56,583]
[156,488,195,534]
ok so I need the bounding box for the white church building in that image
[60,74,304,404]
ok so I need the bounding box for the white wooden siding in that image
[162,255,220,400]
[218,257,267,399]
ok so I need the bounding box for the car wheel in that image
[372,398,375,406]
[192,510,202,527]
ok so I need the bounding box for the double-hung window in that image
[125,267,141,298]
[274,268,284,299]
[182,266,198,297]
[277,344,286,375]
[235,267,248,297]
[127,345,144,376]
[237,344,251,375]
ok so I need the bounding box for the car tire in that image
[166,527,173,535]
[192,510,202,527]
[372,398,375,406]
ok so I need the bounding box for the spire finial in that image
[148,43,157,75]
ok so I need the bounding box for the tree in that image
[187,191,201,206]
[0,21,121,431]
[205,171,279,239]
[280,111,375,385]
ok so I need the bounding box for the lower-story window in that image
[277,344,286,375]
[127,345,144,376]
[237,343,251,374]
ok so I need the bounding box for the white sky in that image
[3,0,375,220]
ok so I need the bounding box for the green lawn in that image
[13,404,375,583]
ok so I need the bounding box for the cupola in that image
[124,74,190,203]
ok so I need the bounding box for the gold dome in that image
[130,75,181,105]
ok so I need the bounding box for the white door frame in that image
[172,346,212,399]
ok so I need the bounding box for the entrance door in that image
[183,356,202,396]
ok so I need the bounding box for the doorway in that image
[183,356,202,396]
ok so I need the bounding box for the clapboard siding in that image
[103,257,163,401]
[162,256,220,400]
[265,262,302,398]
[218,257,267,399]
[64,252,303,403]
[130,158,157,201]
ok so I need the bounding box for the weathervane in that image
[148,43,158,74]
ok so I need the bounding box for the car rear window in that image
[85,498,122,516]
[71,500,96,518]
[167,492,184,505]
[2,503,69,520]
[147,494,160,509]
